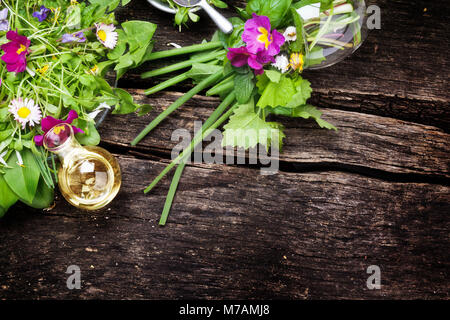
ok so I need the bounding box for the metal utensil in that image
[172,0,233,34]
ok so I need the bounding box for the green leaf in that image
[112,88,138,114]
[246,0,293,28]
[121,20,157,53]
[271,104,337,130]
[285,77,312,108]
[76,121,101,145]
[234,71,255,104]
[3,149,40,204]
[222,98,285,149]
[264,69,282,83]
[185,63,223,82]
[0,174,19,217]
[20,177,54,209]
[256,73,297,109]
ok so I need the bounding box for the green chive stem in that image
[132,70,229,146]
[144,72,189,96]
[144,93,236,194]
[141,50,225,79]
[144,41,223,61]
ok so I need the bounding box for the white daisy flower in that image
[272,55,290,73]
[88,102,111,120]
[0,150,8,167]
[9,97,42,129]
[283,26,297,42]
[95,23,118,49]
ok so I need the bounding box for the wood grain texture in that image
[0,156,448,299]
[0,0,448,300]
[99,90,450,179]
[116,0,450,130]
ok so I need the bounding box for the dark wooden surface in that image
[0,0,449,299]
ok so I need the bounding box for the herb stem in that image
[144,41,223,61]
[144,92,236,194]
[132,70,229,146]
[144,72,189,96]
[141,50,225,79]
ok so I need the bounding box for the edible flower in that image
[227,46,275,75]
[95,23,118,49]
[34,110,84,146]
[283,26,297,42]
[9,97,42,129]
[1,31,31,73]
[242,14,285,56]
[61,31,86,43]
[272,55,290,73]
[0,8,9,31]
[32,6,50,22]
[289,52,304,72]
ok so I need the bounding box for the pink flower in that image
[227,46,275,75]
[242,14,285,56]
[0,30,31,73]
[34,110,84,146]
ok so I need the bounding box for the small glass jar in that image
[43,123,121,210]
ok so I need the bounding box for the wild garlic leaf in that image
[3,149,40,204]
[222,98,285,149]
[0,174,18,218]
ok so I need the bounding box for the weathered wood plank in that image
[116,0,450,129]
[0,155,448,299]
[98,90,450,179]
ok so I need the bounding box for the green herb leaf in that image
[222,98,285,149]
[185,63,223,82]
[76,121,101,145]
[3,149,41,204]
[245,0,293,28]
[20,177,54,209]
[0,174,19,218]
[271,104,337,130]
[234,71,255,104]
[256,72,297,109]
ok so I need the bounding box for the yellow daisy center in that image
[257,27,272,50]
[16,44,27,55]
[17,107,31,119]
[97,30,107,42]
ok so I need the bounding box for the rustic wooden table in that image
[0,0,448,299]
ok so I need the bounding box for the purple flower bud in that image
[32,6,50,22]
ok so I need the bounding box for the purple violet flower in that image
[227,46,275,75]
[32,6,50,22]
[61,31,86,44]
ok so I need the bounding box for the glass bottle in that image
[43,123,121,210]
[299,0,368,70]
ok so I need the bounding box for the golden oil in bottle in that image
[43,123,121,210]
